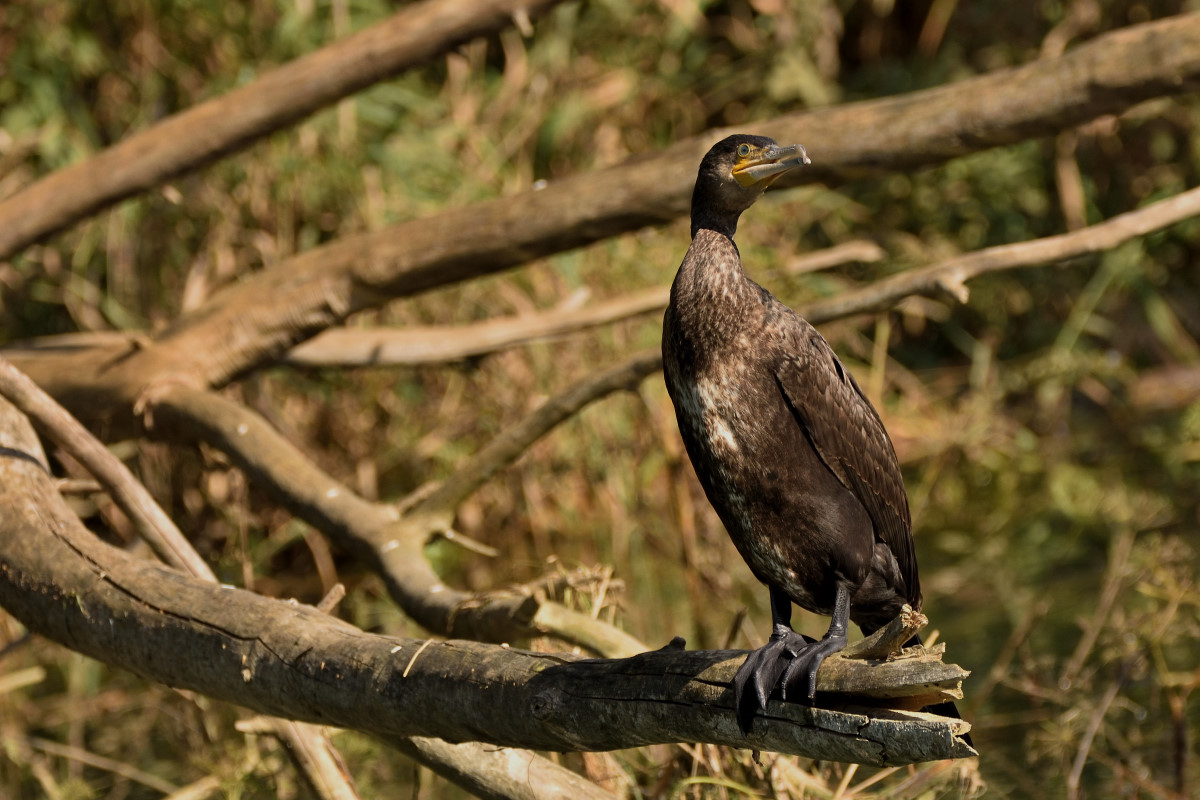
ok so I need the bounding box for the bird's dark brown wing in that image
[774,323,919,601]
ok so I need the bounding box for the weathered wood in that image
[0,396,973,766]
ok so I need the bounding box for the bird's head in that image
[691,134,810,236]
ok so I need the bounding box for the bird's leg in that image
[731,586,815,733]
[779,581,851,701]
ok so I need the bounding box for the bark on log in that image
[0,398,973,766]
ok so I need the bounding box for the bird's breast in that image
[662,331,872,615]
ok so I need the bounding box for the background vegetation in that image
[2,0,1199,797]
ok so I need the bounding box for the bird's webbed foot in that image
[732,623,816,733]
[777,627,848,703]
[732,584,853,734]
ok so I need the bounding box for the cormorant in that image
[662,134,965,736]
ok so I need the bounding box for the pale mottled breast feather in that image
[772,316,920,606]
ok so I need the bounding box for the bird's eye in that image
[737,144,751,157]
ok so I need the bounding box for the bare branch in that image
[0,0,568,260]
[0,393,618,800]
[784,240,887,275]
[3,238,883,370]
[284,288,668,367]
[410,350,663,517]
[280,241,884,368]
[0,414,974,764]
[384,737,619,800]
[802,185,1200,325]
[0,358,366,800]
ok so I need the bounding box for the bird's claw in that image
[778,633,846,702]
[732,630,847,734]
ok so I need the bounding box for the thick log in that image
[0,397,973,766]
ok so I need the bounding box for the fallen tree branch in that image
[0,0,567,260]
[384,737,618,800]
[0,404,973,765]
[285,288,668,367]
[10,14,1200,430]
[0,393,618,800]
[408,350,663,517]
[0,357,211,580]
[2,239,883,369]
[0,358,363,800]
[280,241,884,367]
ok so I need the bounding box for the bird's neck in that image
[680,228,747,286]
[690,208,739,239]
[689,181,746,239]
[669,228,761,347]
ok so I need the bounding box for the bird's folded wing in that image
[774,325,919,597]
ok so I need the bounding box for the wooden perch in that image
[0,395,973,766]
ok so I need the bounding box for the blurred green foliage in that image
[2,0,1200,798]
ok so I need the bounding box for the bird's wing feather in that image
[774,323,918,598]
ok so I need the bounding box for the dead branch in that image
[280,240,883,368]
[10,14,1200,431]
[802,184,1200,325]
[408,350,663,517]
[0,358,363,800]
[285,288,668,367]
[2,239,882,370]
[382,737,619,800]
[140,382,645,657]
[0,0,567,261]
[785,239,887,275]
[0,403,973,765]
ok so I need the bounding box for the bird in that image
[662,133,967,738]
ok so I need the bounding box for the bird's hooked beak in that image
[731,143,811,188]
